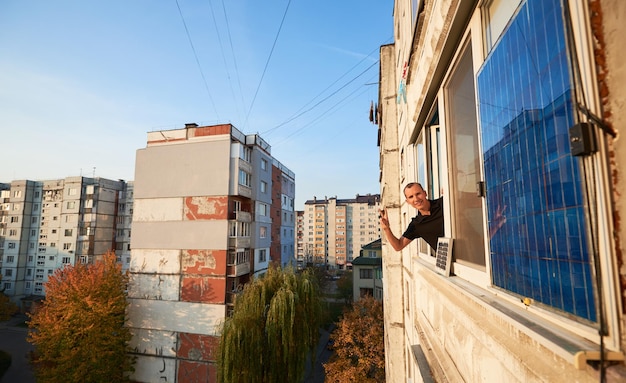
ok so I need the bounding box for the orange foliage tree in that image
[27,251,134,383]
[323,296,385,383]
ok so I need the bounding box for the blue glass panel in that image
[478,0,596,322]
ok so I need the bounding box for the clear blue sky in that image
[0,1,393,209]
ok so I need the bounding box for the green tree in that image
[218,265,322,383]
[324,296,385,383]
[27,251,134,383]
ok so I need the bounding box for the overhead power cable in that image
[207,0,244,124]
[175,0,220,120]
[261,60,379,136]
[221,0,247,122]
[244,0,292,131]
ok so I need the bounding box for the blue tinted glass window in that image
[477,0,595,322]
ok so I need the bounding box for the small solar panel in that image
[435,238,453,276]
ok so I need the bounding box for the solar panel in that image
[435,238,453,276]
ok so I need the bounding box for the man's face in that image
[404,184,428,211]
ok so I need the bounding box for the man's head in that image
[403,183,430,213]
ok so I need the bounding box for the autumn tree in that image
[218,265,322,383]
[27,251,134,383]
[324,296,385,383]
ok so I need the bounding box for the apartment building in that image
[126,123,294,383]
[299,194,380,270]
[379,0,626,382]
[270,159,296,269]
[0,177,131,309]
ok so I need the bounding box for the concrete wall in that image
[129,132,233,383]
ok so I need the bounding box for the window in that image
[259,203,269,217]
[2,283,11,291]
[8,242,15,249]
[476,0,595,322]
[359,269,373,279]
[9,229,17,236]
[259,249,267,263]
[482,0,523,53]
[10,216,18,223]
[446,43,485,268]
[62,257,71,264]
[4,269,12,277]
[13,190,22,198]
[260,226,267,239]
[260,181,267,193]
[238,169,251,187]
[67,201,75,209]
[63,243,72,250]
[64,229,72,237]
[240,145,252,162]
[68,187,77,196]
[261,158,268,170]
[27,269,32,276]
[6,256,14,263]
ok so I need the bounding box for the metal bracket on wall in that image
[573,350,624,370]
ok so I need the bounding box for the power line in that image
[261,60,379,136]
[175,0,220,120]
[243,0,292,131]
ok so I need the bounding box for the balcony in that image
[228,211,252,222]
[227,262,251,277]
[228,236,251,248]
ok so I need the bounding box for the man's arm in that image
[379,209,412,251]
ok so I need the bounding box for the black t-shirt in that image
[402,197,444,250]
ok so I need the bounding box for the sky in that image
[0,1,393,209]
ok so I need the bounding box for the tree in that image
[324,296,385,383]
[218,265,322,383]
[336,271,353,304]
[27,251,134,383]
[0,278,19,321]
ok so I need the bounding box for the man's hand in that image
[379,209,389,230]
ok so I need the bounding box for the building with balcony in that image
[0,177,131,310]
[270,159,296,269]
[299,194,380,270]
[379,0,626,382]
[126,123,294,383]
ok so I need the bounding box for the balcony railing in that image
[228,211,252,222]
[227,261,251,277]
[228,236,251,248]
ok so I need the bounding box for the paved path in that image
[0,314,35,383]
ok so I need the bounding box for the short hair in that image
[403,182,423,192]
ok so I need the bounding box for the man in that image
[379,182,444,251]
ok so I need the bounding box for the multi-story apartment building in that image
[299,194,380,270]
[270,159,296,269]
[379,0,626,382]
[0,177,131,309]
[126,123,294,383]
